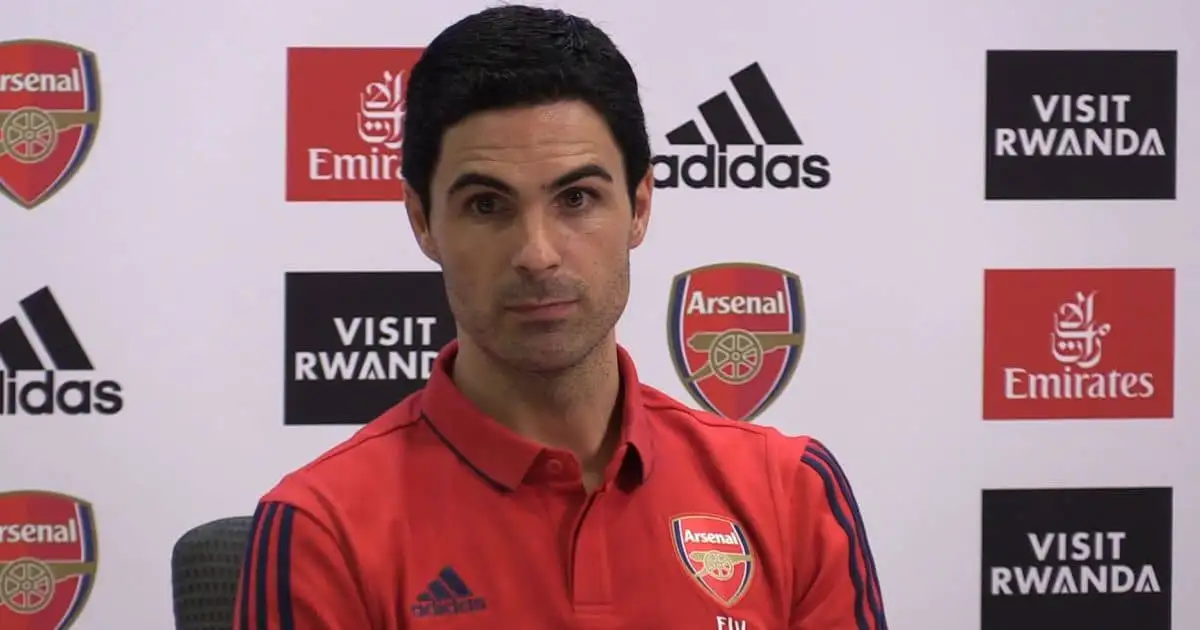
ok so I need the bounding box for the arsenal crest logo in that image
[0,491,98,630]
[671,514,754,607]
[0,40,101,210]
[666,262,805,421]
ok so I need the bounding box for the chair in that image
[171,516,253,630]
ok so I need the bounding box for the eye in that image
[560,187,596,210]
[466,194,501,215]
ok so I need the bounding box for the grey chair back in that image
[171,516,253,630]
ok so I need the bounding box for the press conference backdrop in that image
[0,1,1195,629]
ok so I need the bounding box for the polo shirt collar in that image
[419,340,654,491]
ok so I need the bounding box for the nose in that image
[511,209,562,274]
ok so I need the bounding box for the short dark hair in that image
[401,4,650,214]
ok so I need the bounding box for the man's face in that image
[406,101,652,373]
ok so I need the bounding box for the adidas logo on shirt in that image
[651,62,830,190]
[0,287,123,416]
[410,566,487,618]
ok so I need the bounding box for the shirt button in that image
[545,459,564,475]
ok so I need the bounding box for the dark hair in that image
[401,4,650,214]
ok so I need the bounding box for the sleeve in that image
[232,501,373,630]
[789,438,888,630]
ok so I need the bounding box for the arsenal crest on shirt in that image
[0,490,99,630]
[671,514,755,607]
[666,262,805,422]
[0,40,101,210]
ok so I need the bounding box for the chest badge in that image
[671,514,755,606]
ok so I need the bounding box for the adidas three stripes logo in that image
[0,287,92,373]
[410,566,487,618]
[0,287,123,415]
[665,62,803,147]
[650,62,831,190]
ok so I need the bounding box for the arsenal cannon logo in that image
[0,40,101,210]
[666,262,805,422]
[671,514,755,607]
[0,491,98,630]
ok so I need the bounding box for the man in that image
[235,5,887,629]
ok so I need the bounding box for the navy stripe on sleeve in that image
[276,505,296,630]
[254,503,279,630]
[239,503,265,630]
[240,502,299,630]
[801,440,888,630]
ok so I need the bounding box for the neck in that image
[450,335,623,470]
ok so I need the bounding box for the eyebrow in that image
[446,163,614,197]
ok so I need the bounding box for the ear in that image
[628,166,653,249]
[404,183,441,264]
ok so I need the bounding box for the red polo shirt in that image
[234,342,887,629]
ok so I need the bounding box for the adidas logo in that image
[0,287,123,415]
[410,566,486,618]
[651,62,830,190]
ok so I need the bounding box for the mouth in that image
[505,299,579,319]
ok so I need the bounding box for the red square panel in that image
[286,47,424,202]
[983,268,1174,420]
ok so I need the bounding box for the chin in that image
[499,337,597,374]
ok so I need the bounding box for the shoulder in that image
[259,393,425,514]
[640,383,816,459]
[638,383,852,498]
